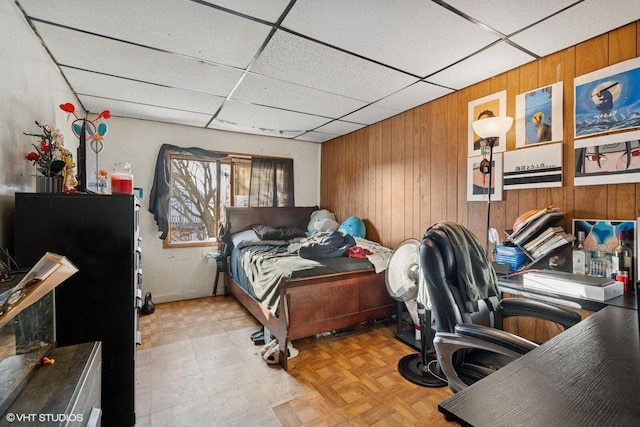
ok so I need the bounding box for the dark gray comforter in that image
[229,245,374,314]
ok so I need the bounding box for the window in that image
[164,154,250,248]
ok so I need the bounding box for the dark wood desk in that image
[438,305,640,427]
[498,276,638,312]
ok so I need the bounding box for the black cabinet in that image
[14,193,141,427]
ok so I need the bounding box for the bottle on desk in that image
[572,231,589,275]
[612,229,632,293]
[589,245,611,278]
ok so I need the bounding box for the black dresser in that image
[14,193,142,427]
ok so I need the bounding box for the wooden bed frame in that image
[224,206,395,370]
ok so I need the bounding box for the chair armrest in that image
[433,325,538,393]
[499,298,582,329]
[454,323,538,354]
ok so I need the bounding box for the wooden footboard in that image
[227,268,394,370]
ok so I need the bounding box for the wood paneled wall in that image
[321,22,640,251]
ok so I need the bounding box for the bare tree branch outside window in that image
[170,158,218,242]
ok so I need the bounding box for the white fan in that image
[385,239,422,340]
[385,239,447,388]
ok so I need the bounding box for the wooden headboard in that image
[224,206,319,235]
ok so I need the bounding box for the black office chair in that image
[420,221,581,392]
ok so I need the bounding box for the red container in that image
[111,174,133,194]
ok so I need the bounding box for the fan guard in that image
[385,239,421,302]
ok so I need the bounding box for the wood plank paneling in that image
[419,104,432,237]
[321,20,640,255]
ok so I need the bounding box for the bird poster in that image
[516,82,563,148]
[574,56,640,139]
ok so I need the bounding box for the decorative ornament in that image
[59,102,110,153]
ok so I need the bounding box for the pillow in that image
[308,209,337,234]
[314,218,340,232]
[338,216,366,238]
[252,224,306,240]
[231,229,288,249]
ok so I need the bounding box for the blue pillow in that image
[339,216,366,238]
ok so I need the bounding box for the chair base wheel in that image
[398,354,447,388]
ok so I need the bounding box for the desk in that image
[498,276,638,312]
[438,305,640,426]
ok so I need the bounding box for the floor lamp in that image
[471,116,513,253]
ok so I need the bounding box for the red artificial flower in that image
[40,141,50,153]
[26,152,40,162]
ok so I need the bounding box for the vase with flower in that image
[24,121,76,193]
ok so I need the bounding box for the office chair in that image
[420,221,581,392]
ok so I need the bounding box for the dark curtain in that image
[149,144,227,239]
[248,157,294,207]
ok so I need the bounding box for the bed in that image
[223,206,395,370]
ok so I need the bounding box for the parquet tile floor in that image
[135,295,457,426]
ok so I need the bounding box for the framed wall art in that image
[468,90,507,157]
[574,129,640,186]
[515,82,563,148]
[572,219,635,281]
[467,153,503,201]
[574,56,640,138]
[504,143,562,190]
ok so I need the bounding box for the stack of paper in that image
[0,252,78,328]
[509,210,565,246]
[523,271,623,301]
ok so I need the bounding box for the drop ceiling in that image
[15,0,640,143]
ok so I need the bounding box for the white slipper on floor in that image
[287,341,299,360]
[263,343,280,365]
[260,338,278,357]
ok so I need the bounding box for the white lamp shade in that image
[472,116,513,138]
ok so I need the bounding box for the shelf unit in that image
[503,211,573,272]
[14,193,141,427]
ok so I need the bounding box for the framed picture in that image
[574,56,640,138]
[573,219,635,281]
[574,129,640,186]
[515,82,563,148]
[468,91,507,157]
[467,153,503,201]
[504,143,562,190]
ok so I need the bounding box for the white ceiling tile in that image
[19,0,270,68]
[231,74,367,118]
[200,0,290,22]
[377,82,453,111]
[510,0,640,57]
[15,0,640,144]
[340,104,402,126]
[251,30,419,102]
[215,100,332,134]
[62,67,225,114]
[444,0,578,35]
[283,0,500,77]
[314,121,365,136]
[294,132,336,143]
[79,96,213,128]
[34,23,243,97]
[208,118,305,139]
[427,42,535,90]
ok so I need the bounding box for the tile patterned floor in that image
[135,296,455,426]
